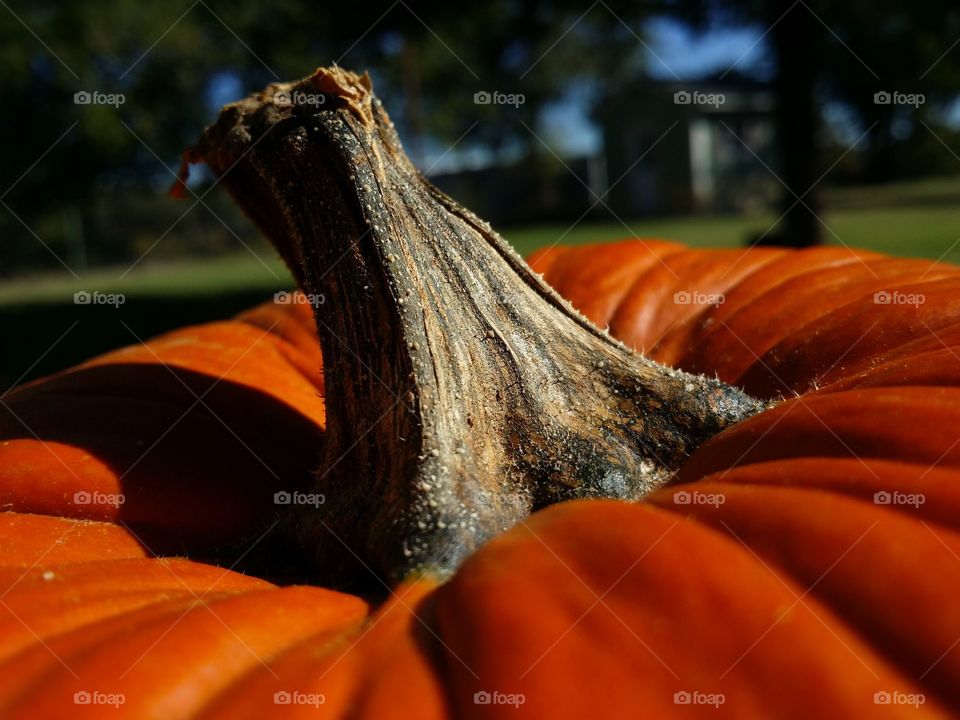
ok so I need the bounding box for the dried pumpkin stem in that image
[185,67,766,584]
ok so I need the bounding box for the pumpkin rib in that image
[647,481,960,712]
[678,245,883,331]
[0,558,274,662]
[676,387,960,483]
[0,593,249,713]
[234,294,323,358]
[737,276,960,395]
[603,247,783,353]
[816,349,960,393]
[660,247,884,379]
[3,585,367,719]
[536,241,882,366]
[194,580,443,720]
[669,458,960,529]
[524,244,569,276]
[436,499,946,718]
[76,322,326,420]
[0,590,243,664]
[0,295,328,555]
[0,362,324,548]
[533,242,884,372]
[0,512,147,567]
[813,322,960,392]
[539,239,685,329]
[199,626,370,719]
[670,258,960,378]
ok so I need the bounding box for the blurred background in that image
[2,0,960,386]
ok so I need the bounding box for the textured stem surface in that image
[184,67,767,584]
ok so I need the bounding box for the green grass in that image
[504,206,960,261]
[2,188,960,389]
[5,204,959,307]
[0,253,292,306]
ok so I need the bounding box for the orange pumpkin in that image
[1,239,958,717]
[0,297,323,550]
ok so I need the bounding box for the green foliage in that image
[0,0,655,275]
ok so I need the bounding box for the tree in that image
[667,0,960,247]
[0,0,656,274]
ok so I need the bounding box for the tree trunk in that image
[769,0,823,247]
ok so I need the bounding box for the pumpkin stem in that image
[184,67,766,584]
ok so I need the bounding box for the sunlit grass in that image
[3,204,960,306]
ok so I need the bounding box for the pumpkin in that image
[1,66,958,717]
[0,297,324,551]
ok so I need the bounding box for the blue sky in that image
[208,18,773,172]
[431,18,770,171]
[643,17,770,81]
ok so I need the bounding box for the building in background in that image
[600,72,777,217]
[430,72,778,226]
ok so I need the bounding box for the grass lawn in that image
[505,206,960,260]
[2,198,959,389]
[4,205,960,306]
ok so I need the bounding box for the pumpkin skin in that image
[2,241,959,717]
[0,297,324,550]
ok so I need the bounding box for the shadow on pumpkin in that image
[0,363,324,577]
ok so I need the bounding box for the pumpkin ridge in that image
[648,481,960,711]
